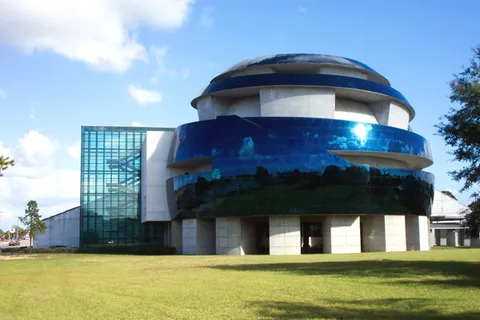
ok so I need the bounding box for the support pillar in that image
[216,217,242,255]
[181,219,215,255]
[323,215,361,254]
[439,229,447,246]
[269,216,301,255]
[361,215,406,252]
[406,216,430,251]
[171,220,182,254]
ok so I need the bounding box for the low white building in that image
[430,190,473,247]
[34,206,80,249]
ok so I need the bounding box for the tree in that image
[0,155,15,176]
[436,46,480,237]
[19,200,47,248]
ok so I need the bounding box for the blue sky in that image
[0,0,478,229]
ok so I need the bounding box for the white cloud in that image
[0,88,5,99]
[181,67,191,79]
[131,121,143,127]
[0,0,195,72]
[200,6,214,27]
[152,45,170,73]
[128,84,162,105]
[67,141,81,159]
[150,46,191,78]
[0,131,79,229]
[298,5,307,12]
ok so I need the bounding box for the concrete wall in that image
[181,219,215,254]
[141,131,176,222]
[34,207,80,248]
[196,219,216,254]
[385,215,407,252]
[370,101,410,130]
[323,215,361,254]
[260,88,335,118]
[216,217,242,255]
[406,216,429,251]
[182,219,197,255]
[171,220,182,254]
[269,216,301,255]
[388,102,410,130]
[225,96,261,117]
[334,99,378,124]
[362,215,407,252]
[196,96,229,121]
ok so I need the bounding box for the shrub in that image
[77,245,177,255]
[0,247,77,254]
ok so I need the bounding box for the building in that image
[77,53,436,255]
[34,207,80,248]
[430,190,473,247]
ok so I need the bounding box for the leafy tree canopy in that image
[19,200,47,248]
[0,155,15,177]
[436,46,480,237]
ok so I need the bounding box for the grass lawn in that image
[1,248,479,320]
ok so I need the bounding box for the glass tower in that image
[80,126,174,247]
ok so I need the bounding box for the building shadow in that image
[250,299,480,319]
[208,259,480,288]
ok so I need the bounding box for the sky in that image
[0,0,479,230]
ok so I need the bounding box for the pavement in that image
[0,239,31,249]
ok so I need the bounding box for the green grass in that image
[1,249,479,319]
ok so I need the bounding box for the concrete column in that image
[439,229,448,246]
[182,219,197,255]
[216,217,242,255]
[430,228,436,248]
[171,220,182,254]
[196,219,216,254]
[447,230,460,247]
[323,215,361,254]
[361,215,407,252]
[269,216,301,255]
[406,216,430,251]
[181,219,215,255]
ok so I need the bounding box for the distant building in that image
[430,190,473,247]
[33,207,80,249]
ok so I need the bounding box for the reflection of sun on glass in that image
[352,123,368,140]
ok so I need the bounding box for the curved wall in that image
[167,116,434,219]
[334,99,378,124]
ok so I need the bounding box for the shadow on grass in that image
[251,299,480,319]
[210,260,480,288]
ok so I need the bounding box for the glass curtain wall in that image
[80,126,173,247]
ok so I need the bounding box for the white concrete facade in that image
[34,207,80,249]
[216,217,242,255]
[269,216,301,255]
[260,88,335,118]
[406,216,430,251]
[323,215,361,254]
[181,219,216,255]
[141,130,177,223]
[362,215,407,252]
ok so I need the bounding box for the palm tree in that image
[0,155,15,177]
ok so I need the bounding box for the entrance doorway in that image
[301,222,323,254]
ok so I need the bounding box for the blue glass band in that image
[193,73,410,107]
[167,116,434,219]
[171,116,432,166]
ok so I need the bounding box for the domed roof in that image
[213,53,389,85]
